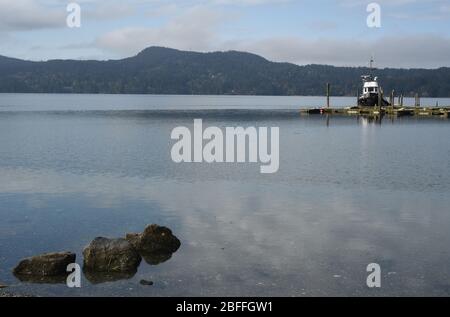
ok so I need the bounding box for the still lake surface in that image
[1,94,450,296]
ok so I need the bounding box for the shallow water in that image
[0,94,450,296]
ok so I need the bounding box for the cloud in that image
[2,0,450,68]
[338,0,419,7]
[0,0,138,32]
[0,0,65,31]
[339,0,450,20]
[96,6,231,56]
[94,2,450,69]
[212,0,292,5]
[228,34,450,68]
[83,2,136,21]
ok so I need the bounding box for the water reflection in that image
[1,111,450,296]
[83,249,178,284]
[140,252,173,266]
[83,270,137,285]
[14,274,68,285]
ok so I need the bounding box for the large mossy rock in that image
[126,224,181,254]
[13,252,76,277]
[83,237,141,273]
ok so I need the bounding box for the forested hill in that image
[1,47,449,97]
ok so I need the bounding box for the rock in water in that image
[126,224,181,254]
[13,252,75,276]
[83,237,141,273]
[125,233,141,250]
[139,279,154,286]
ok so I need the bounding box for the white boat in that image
[358,59,390,107]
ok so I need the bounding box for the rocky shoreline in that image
[9,224,181,287]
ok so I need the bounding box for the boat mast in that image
[369,56,375,77]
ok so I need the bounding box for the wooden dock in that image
[301,84,450,118]
[300,106,450,118]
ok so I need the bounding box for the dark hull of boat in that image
[358,93,390,107]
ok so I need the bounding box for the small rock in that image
[126,224,181,254]
[13,252,75,277]
[140,279,154,286]
[83,237,141,273]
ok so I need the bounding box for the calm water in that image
[1,94,450,296]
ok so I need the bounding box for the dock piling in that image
[377,89,382,113]
[326,83,330,108]
[390,90,394,108]
[415,93,421,109]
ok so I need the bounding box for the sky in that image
[0,0,449,68]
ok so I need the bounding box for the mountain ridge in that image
[1,46,449,97]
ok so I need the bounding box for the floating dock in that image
[300,106,450,118]
[302,83,450,118]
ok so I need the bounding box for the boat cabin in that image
[362,76,379,95]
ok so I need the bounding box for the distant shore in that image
[1,47,449,97]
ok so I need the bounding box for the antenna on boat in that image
[369,56,374,71]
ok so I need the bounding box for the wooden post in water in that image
[401,94,404,107]
[356,89,359,107]
[378,88,382,113]
[415,93,420,110]
[390,90,395,109]
[326,83,330,109]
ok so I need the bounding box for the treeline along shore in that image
[1,47,449,97]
